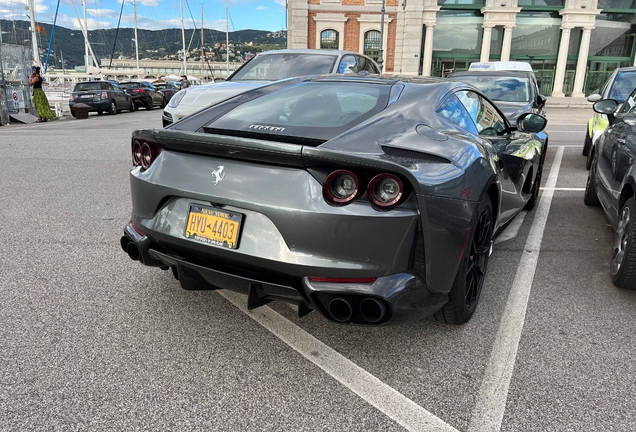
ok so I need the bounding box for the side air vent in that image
[381,146,451,164]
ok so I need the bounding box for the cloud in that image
[53,13,113,30]
[88,8,120,19]
[256,6,267,10]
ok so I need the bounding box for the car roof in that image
[256,48,369,57]
[449,70,534,78]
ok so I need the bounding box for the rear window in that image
[451,75,531,103]
[120,82,140,89]
[229,53,337,81]
[205,81,391,142]
[74,82,103,91]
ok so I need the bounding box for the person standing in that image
[181,75,191,89]
[29,66,56,122]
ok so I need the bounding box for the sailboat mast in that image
[83,0,89,67]
[27,0,40,67]
[201,4,204,80]
[226,7,229,77]
[133,0,139,70]
[180,0,186,75]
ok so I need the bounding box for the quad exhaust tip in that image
[120,235,141,261]
[359,298,387,323]
[328,297,353,322]
[327,296,388,323]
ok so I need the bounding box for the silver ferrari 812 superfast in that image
[120,75,548,326]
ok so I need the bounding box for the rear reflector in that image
[308,276,377,284]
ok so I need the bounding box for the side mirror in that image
[593,99,619,114]
[517,113,547,133]
[594,99,620,125]
[587,94,602,103]
[536,94,547,107]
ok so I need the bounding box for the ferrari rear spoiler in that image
[152,129,306,167]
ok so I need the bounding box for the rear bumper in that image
[69,100,110,111]
[121,221,447,325]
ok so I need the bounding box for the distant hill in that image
[0,20,287,68]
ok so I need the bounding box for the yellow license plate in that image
[184,205,243,249]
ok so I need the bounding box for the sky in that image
[0,0,288,32]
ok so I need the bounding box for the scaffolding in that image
[0,43,35,126]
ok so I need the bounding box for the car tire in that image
[524,147,546,211]
[109,100,117,115]
[585,144,594,170]
[129,99,135,112]
[611,197,636,289]
[160,97,167,108]
[583,129,592,156]
[434,195,493,324]
[583,154,601,206]
[97,109,103,115]
[146,97,153,110]
[70,109,76,118]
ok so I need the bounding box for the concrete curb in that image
[546,96,592,109]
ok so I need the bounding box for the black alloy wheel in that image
[146,97,153,110]
[160,96,167,108]
[109,100,117,115]
[97,109,103,115]
[611,197,636,289]
[434,195,493,324]
[129,99,135,112]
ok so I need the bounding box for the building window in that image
[320,30,339,50]
[433,11,483,55]
[518,0,563,6]
[364,30,381,61]
[590,13,636,58]
[438,0,484,5]
[598,0,636,9]
[511,12,561,57]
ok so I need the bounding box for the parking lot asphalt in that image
[0,108,634,431]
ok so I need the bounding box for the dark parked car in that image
[583,67,636,168]
[69,80,134,116]
[121,75,548,326]
[584,90,636,289]
[119,81,166,110]
[448,68,546,123]
[154,82,181,102]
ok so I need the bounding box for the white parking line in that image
[468,146,564,432]
[540,187,585,191]
[219,290,459,432]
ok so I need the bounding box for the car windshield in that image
[609,72,636,103]
[229,53,338,82]
[452,75,531,103]
[120,83,140,89]
[205,81,391,142]
[74,82,102,91]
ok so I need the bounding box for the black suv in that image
[448,70,547,123]
[119,81,166,110]
[69,80,135,116]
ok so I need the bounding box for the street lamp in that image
[377,0,386,72]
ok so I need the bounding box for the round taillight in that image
[132,140,142,166]
[368,174,403,207]
[140,142,153,169]
[324,170,359,204]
